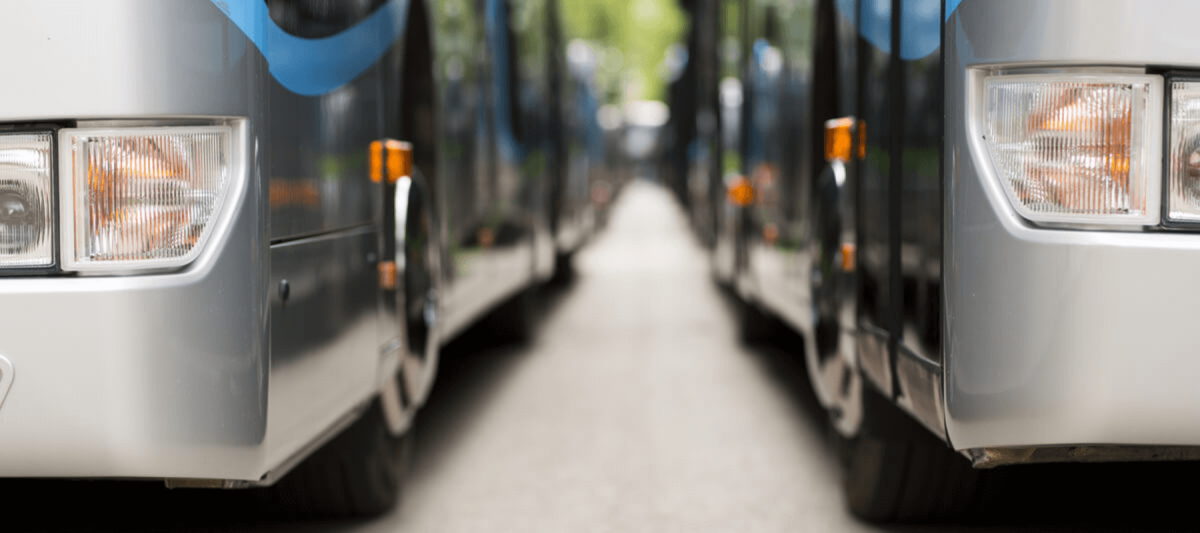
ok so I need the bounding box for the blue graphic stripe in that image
[945,0,963,20]
[211,0,409,96]
[835,0,963,60]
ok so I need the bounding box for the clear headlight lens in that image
[62,126,232,271]
[1167,81,1200,222]
[0,133,54,268]
[983,74,1161,226]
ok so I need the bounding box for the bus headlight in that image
[61,126,233,271]
[982,73,1162,227]
[1167,81,1200,222]
[0,133,54,268]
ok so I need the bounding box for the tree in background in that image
[559,0,687,103]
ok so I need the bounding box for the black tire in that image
[263,402,413,518]
[838,385,998,523]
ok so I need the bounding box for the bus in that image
[670,0,1200,522]
[0,0,599,516]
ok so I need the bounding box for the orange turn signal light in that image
[840,243,856,272]
[379,260,397,290]
[386,140,413,184]
[370,139,414,183]
[824,117,855,162]
[727,176,755,207]
[824,117,866,162]
[369,140,384,183]
[856,121,866,159]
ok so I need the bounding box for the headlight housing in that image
[981,72,1163,227]
[1166,80,1200,223]
[60,125,235,272]
[0,132,55,269]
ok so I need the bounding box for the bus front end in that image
[946,0,1200,461]
[0,0,270,482]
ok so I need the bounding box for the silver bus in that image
[0,0,599,516]
[670,0,1200,521]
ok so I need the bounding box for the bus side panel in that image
[266,71,381,241]
[267,229,381,471]
[717,0,747,293]
[834,0,858,120]
[856,0,894,391]
[548,0,600,258]
[894,0,945,435]
[262,3,391,473]
[742,0,818,330]
[429,0,494,340]
[897,5,942,364]
[438,0,546,339]
[510,0,556,282]
[687,0,723,251]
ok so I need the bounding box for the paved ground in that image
[8,180,1200,532]
[376,181,871,533]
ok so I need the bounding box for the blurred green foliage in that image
[559,0,687,103]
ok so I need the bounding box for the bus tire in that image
[266,401,412,518]
[837,385,993,523]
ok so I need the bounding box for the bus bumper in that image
[0,153,269,482]
[945,210,1200,450]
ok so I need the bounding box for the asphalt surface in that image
[7,180,1200,532]
[377,180,868,533]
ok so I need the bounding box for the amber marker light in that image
[762,223,779,245]
[386,140,413,183]
[856,121,866,159]
[378,260,397,290]
[840,242,856,272]
[478,227,495,248]
[727,175,755,207]
[824,117,855,162]
[369,140,384,183]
